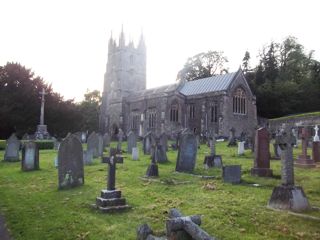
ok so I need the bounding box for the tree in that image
[242,51,251,74]
[177,51,228,82]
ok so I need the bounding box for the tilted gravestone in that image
[87,132,100,158]
[21,141,39,171]
[268,124,310,212]
[223,165,241,184]
[4,134,20,162]
[251,127,273,177]
[295,127,316,168]
[103,132,110,148]
[127,131,137,154]
[95,148,130,213]
[58,134,84,189]
[175,131,197,173]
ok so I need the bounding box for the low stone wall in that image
[269,115,320,132]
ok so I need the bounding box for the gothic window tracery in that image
[233,88,246,114]
[170,104,179,122]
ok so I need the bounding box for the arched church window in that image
[170,104,179,122]
[233,88,246,114]
[147,109,156,129]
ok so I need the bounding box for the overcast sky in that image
[1,0,319,101]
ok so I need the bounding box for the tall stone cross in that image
[102,148,123,191]
[314,125,319,142]
[275,125,296,186]
[39,88,47,125]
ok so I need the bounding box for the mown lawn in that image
[0,141,319,240]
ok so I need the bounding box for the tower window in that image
[233,88,246,114]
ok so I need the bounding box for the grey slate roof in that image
[127,83,179,100]
[179,72,237,96]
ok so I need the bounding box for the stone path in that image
[0,214,12,240]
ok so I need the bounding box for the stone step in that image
[96,197,126,207]
[98,205,131,213]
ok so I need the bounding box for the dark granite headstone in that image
[251,127,273,177]
[175,131,197,173]
[4,134,20,162]
[312,141,320,162]
[87,132,99,158]
[21,141,39,171]
[127,131,137,154]
[223,165,241,184]
[58,134,84,189]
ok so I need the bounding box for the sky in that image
[1,0,319,102]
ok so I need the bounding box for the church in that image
[99,30,257,139]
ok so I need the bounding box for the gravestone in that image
[143,131,154,155]
[227,127,237,147]
[103,132,110,148]
[132,147,139,161]
[54,156,58,168]
[74,132,82,143]
[238,141,245,155]
[160,132,168,152]
[83,150,93,165]
[81,132,87,143]
[146,145,159,177]
[98,134,104,156]
[4,134,20,162]
[87,132,99,158]
[22,133,30,140]
[203,136,216,169]
[155,136,168,163]
[268,124,310,212]
[95,148,130,213]
[58,134,84,189]
[223,165,241,184]
[292,127,298,147]
[21,141,39,171]
[213,155,223,168]
[175,131,197,173]
[295,127,316,168]
[117,129,124,153]
[251,127,273,177]
[127,131,137,154]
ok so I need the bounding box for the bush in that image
[0,140,5,150]
[21,140,54,150]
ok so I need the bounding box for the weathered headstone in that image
[237,141,245,155]
[98,134,104,156]
[155,136,168,163]
[251,127,273,177]
[87,132,99,158]
[4,134,20,162]
[58,134,84,189]
[268,124,310,212]
[213,155,223,168]
[146,145,159,177]
[95,148,130,213]
[83,150,93,165]
[127,131,137,154]
[103,132,110,148]
[227,127,237,147]
[21,141,39,171]
[223,165,241,184]
[143,131,153,155]
[132,147,139,161]
[175,131,197,173]
[160,132,168,152]
[295,127,316,168]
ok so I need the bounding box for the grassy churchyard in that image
[0,141,320,240]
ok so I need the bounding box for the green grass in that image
[0,140,5,150]
[269,111,320,121]
[0,142,320,240]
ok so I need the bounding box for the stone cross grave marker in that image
[176,131,197,173]
[21,141,39,171]
[87,132,99,158]
[127,131,137,154]
[4,134,20,162]
[96,148,130,213]
[58,134,84,189]
[295,127,316,168]
[251,127,273,177]
[268,124,310,212]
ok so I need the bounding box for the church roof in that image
[126,83,179,100]
[179,71,237,96]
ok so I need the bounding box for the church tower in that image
[99,28,146,135]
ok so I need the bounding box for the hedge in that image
[0,140,5,150]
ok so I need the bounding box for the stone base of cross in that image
[94,148,130,213]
